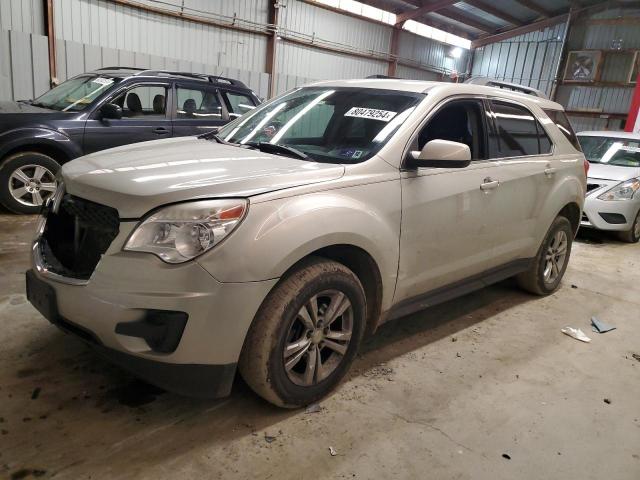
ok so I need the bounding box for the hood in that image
[0,101,57,114]
[587,162,640,182]
[62,136,345,218]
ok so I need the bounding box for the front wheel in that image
[0,152,60,214]
[617,210,640,243]
[517,216,573,295]
[239,258,366,408]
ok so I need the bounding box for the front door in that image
[83,83,173,154]
[395,97,500,304]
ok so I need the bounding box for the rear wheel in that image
[517,216,573,295]
[0,152,60,214]
[617,210,640,243]
[239,258,366,408]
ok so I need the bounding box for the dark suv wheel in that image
[239,258,366,408]
[0,152,60,214]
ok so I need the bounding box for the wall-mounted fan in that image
[563,50,602,82]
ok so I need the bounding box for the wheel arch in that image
[0,129,80,166]
[280,244,384,336]
[557,201,581,236]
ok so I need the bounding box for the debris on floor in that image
[571,284,578,289]
[329,446,337,456]
[632,353,640,363]
[264,434,277,443]
[591,317,616,334]
[561,327,591,343]
[604,398,612,404]
[502,453,511,460]
[305,403,322,414]
[31,387,41,400]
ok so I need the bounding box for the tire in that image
[617,210,640,243]
[239,257,367,408]
[517,216,573,296]
[0,152,60,214]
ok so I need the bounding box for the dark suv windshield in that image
[218,87,424,163]
[578,135,640,167]
[32,75,120,112]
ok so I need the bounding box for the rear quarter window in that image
[544,109,582,152]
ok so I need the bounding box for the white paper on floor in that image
[561,326,591,343]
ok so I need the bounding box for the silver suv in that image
[26,79,587,407]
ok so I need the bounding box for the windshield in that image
[33,75,120,111]
[578,135,640,167]
[218,87,424,163]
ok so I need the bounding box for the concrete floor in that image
[1,213,639,480]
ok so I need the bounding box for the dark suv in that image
[0,67,260,213]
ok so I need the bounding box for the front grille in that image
[40,194,119,280]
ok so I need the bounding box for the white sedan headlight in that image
[124,199,247,263]
[597,178,640,201]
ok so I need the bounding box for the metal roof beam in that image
[395,0,460,25]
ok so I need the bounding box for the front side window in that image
[218,87,424,164]
[112,85,168,118]
[578,136,640,167]
[177,87,222,119]
[223,91,256,118]
[32,75,120,112]
[489,101,552,158]
[416,99,487,160]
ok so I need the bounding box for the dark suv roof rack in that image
[137,70,247,88]
[94,67,248,89]
[464,76,547,99]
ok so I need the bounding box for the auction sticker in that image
[344,107,397,122]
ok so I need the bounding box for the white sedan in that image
[578,131,640,243]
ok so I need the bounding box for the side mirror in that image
[100,103,122,120]
[407,139,471,169]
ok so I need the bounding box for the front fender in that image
[0,127,81,160]
[197,183,402,310]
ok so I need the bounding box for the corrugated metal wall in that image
[471,22,567,97]
[0,0,45,35]
[0,0,471,101]
[554,6,640,132]
[0,30,51,101]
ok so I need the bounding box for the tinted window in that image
[176,87,222,119]
[538,122,553,154]
[417,100,486,160]
[544,109,582,151]
[223,91,256,118]
[490,101,542,157]
[112,85,168,118]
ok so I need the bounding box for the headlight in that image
[597,178,640,201]
[124,199,247,263]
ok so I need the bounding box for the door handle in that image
[544,166,557,176]
[153,127,170,135]
[480,177,500,191]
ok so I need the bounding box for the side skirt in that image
[383,258,533,323]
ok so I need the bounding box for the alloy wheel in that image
[543,230,568,284]
[8,164,57,207]
[283,290,353,387]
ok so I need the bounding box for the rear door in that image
[83,82,172,154]
[482,99,556,268]
[171,84,228,137]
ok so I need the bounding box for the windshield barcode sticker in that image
[92,77,113,86]
[344,107,397,122]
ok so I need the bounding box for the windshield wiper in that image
[199,130,232,144]
[245,142,309,160]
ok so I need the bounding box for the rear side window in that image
[223,91,256,118]
[544,109,582,151]
[489,101,552,157]
[176,87,222,119]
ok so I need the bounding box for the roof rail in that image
[366,74,399,79]
[96,66,146,71]
[464,77,547,99]
[134,70,248,88]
